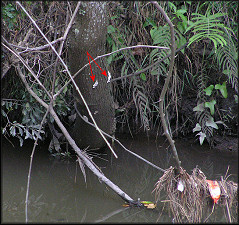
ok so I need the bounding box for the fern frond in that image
[133,81,151,131]
[186,12,231,51]
[214,33,238,93]
[149,25,171,80]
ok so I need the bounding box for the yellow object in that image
[122,201,156,209]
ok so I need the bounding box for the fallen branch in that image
[16,64,141,221]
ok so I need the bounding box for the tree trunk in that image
[68,2,115,149]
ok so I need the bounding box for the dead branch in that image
[16,63,136,220]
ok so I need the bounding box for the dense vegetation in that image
[1,1,238,153]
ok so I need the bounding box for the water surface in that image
[2,135,238,222]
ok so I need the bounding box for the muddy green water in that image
[2,135,238,223]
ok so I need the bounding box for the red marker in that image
[206,180,221,204]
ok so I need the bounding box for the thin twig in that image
[54,44,177,99]
[17,63,51,223]
[2,40,52,100]
[74,102,165,173]
[16,37,63,52]
[110,42,188,82]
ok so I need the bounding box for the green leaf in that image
[63,86,68,94]
[18,136,24,147]
[144,17,157,28]
[193,123,201,132]
[110,15,118,20]
[193,103,205,112]
[204,99,216,115]
[205,116,218,129]
[203,85,214,96]
[215,81,227,98]
[106,36,113,46]
[234,95,238,104]
[18,127,23,136]
[140,73,146,81]
[222,69,230,75]
[10,126,16,136]
[107,25,116,34]
[176,34,187,53]
[196,132,206,145]
[26,102,31,111]
[177,9,187,16]
[1,109,7,117]
[168,2,177,13]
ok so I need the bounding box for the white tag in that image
[177,179,184,192]
[93,80,98,88]
[107,71,111,83]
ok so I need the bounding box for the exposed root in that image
[153,166,238,223]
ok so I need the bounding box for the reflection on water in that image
[2,135,238,222]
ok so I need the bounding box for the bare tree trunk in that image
[68,2,115,149]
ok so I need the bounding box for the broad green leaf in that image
[1,109,7,117]
[222,69,231,75]
[110,15,118,20]
[144,17,157,28]
[118,37,124,44]
[196,132,206,145]
[18,127,23,136]
[26,102,31,111]
[107,25,116,34]
[177,9,187,16]
[140,73,146,81]
[193,103,204,112]
[215,120,228,128]
[55,77,59,86]
[10,126,16,136]
[106,36,113,46]
[18,136,23,147]
[193,123,201,132]
[205,116,218,129]
[215,81,227,98]
[177,22,184,34]
[204,99,216,115]
[203,85,214,96]
[107,55,113,65]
